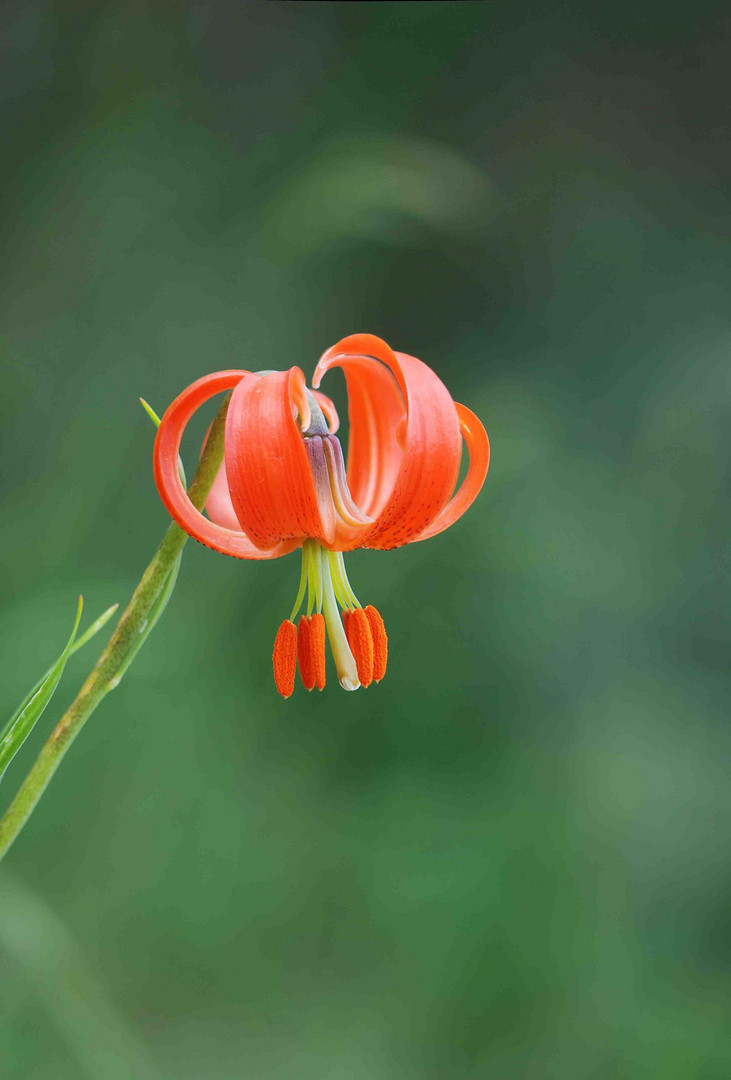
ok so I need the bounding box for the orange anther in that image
[272,619,297,698]
[297,614,326,691]
[364,606,387,682]
[297,616,314,690]
[343,607,374,687]
[310,613,326,690]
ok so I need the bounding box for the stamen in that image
[297,615,314,690]
[364,606,388,682]
[297,614,326,691]
[283,542,361,694]
[343,608,374,687]
[309,613,326,690]
[272,620,297,698]
[288,542,311,622]
[305,538,322,615]
[329,549,360,611]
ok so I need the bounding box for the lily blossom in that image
[153,333,489,696]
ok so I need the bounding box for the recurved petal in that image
[410,403,490,543]
[311,390,340,434]
[153,371,298,560]
[313,337,405,520]
[197,419,247,532]
[224,368,334,549]
[314,334,462,549]
[204,458,242,531]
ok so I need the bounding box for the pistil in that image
[319,546,359,691]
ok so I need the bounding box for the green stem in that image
[0,394,231,862]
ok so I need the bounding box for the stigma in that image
[272,541,388,698]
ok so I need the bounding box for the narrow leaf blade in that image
[70,603,118,655]
[0,598,84,780]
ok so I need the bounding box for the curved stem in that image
[0,394,231,862]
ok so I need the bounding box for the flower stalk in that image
[0,394,231,862]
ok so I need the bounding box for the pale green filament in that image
[289,540,323,620]
[308,541,323,615]
[329,550,361,611]
[291,541,361,620]
[287,541,360,690]
[288,541,311,622]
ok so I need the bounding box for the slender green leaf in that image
[138,398,163,428]
[0,603,119,761]
[0,598,83,780]
[70,603,119,655]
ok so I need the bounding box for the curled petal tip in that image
[153,370,299,560]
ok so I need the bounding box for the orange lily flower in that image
[153,333,489,697]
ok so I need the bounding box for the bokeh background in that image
[2,2,730,1077]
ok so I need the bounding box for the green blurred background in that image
[2,2,730,1076]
